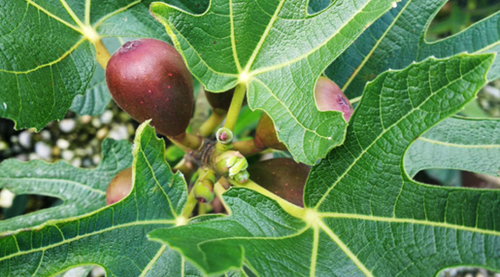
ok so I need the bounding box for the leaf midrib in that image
[11,0,143,74]
[320,212,500,236]
[0,39,86,74]
[1,177,106,196]
[0,219,175,262]
[341,0,412,91]
[240,0,286,75]
[418,137,500,149]
[245,0,377,78]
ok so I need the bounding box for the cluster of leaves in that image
[1,0,500,276]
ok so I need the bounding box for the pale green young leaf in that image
[0,139,132,233]
[326,0,500,99]
[150,0,398,165]
[149,54,498,276]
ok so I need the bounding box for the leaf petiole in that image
[229,178,305,219]
[222,83,246,132]
[179,187,198,223]
[199,110,227,137]
[93,39,111,69]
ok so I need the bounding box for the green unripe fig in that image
[106,167,133,205]
[314,77,353,122]
[247,158,310,207]
[193,179,215,203]
[205,88,235,112]
[254,113,287,151]
[106,39,194,137]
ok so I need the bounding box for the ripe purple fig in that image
[106,167,132,205]
[254,113,287,151]
[314,76,353,121]
[106,39,194,137]
[247,158,310,207]
[205,88,235,112]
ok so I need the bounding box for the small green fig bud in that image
[193,179,214,203]
[214,151,248,178]
[202,170,217,184]
[314,77,353,122]
[229,158,248,177]
[106,167,133,205]
[248,158,310,207]
[254,113,287,151]
[216,127,233,145]
[234,170,249,183]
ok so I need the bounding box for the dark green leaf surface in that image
[326,0,500,99]
[0,139,132,233]
[149,54,499,276]
[0,123,187,276]
[0,0,168,130]
[150,0,397,165]
[69,37,123,116]
[405,116,500,178]
[69,61,112,116]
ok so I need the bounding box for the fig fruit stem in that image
[198,203,208,215]
[167,137,190,153]
[232,138,265,156]
[222,83,246,132]
[228,178,305,219]
[173,157,195,182]
[214,181,230,211]
[94,39,111,70]
[199,110,227,137]
[170,132,203,150]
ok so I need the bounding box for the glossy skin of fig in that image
[106,167,132,205]
[314,76,353,121]
[247,158,310,207]
[254,112,287,151]
[106,39,193,137]
[205,88,235,112]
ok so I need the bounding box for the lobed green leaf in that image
[0,0,169,130]
[0,122,186,276]
[149,54,499,276]
[0,139,132,233]
[326,0,500,99]
[150,0,399,165]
